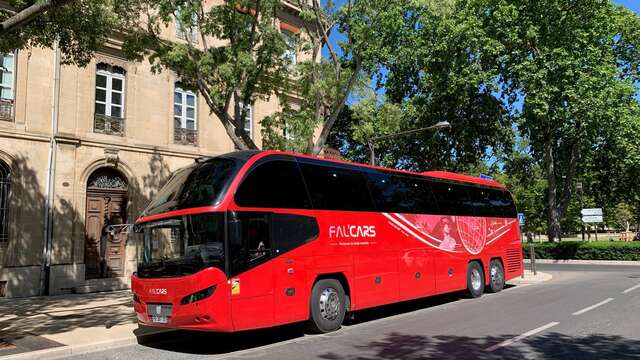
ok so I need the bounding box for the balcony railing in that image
[94,114,125,136]
[177,28,199,44]
[0,99,13,122]
[174,128,198,146]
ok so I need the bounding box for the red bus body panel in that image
[132,151,523,332]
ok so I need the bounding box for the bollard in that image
[530,242,537,276]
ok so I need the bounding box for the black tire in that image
[465,261,485,298]
[308,279,346,333]
[487,259,505,293]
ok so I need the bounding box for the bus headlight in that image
[180,285,217,305]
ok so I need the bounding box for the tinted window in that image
[142,158,241,216]
[229,212,272,277]
[464,187,493,217]
[299,162,375,212]
[272,213,319,254]
[429,181,472,216]
[367,172,439,214]
[235,160,311,209]
[487,188,517,218]
[228,211,319,277]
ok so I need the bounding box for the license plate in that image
[150,315,168,324]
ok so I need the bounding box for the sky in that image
[615,0,640,13]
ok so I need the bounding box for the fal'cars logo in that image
[329,225,376,238]
[148,288,167,295]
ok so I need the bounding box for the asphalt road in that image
[69,264,640,360]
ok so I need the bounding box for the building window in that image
[174,84,198,146]
[282,30,297,66]
[176,8,199,43]
[237,101,253,139]
[94,63,126,136]
[0,160,10,245]
[0,53,15,122]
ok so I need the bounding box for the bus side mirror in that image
[228,211,242,247]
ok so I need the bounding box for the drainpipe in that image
[40,39,61,296]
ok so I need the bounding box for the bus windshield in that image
[135,213,225,278]
[141,157,242,217]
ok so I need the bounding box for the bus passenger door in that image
[271,213,318,324]
[229,212,275,331]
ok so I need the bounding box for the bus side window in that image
[247,217,271,261]
[229,212,274,276]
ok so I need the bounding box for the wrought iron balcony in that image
[94,114,125,136]
[174,127,198,146]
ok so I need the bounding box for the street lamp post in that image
[367,121,451,166]
[576,181,584,241]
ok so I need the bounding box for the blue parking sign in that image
[518,213,525,225]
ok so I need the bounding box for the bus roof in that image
[252,151,508,190]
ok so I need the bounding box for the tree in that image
[346,0,514,171]
[122,0,403,154]
[474,0,640,241]
[262,0,408,154]
[613,202,635,232]
[0,0,138,66]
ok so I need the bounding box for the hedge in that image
[522,241,640,261]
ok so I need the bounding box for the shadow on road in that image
[318,332,640,360]
[135,289,482,355]
[135,284,640,359]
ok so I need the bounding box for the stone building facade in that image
[0,2,309,297]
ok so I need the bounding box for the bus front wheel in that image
[465,261,485,298]
[309,279,346,333]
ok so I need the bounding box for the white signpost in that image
[581,208,603,217]
[581,215,603,223]
[581,208,603,241]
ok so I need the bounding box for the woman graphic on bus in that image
[436,217,458,251]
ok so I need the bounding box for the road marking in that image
[572,298,614,316]
[484,322,559,352]
[622,283,640,294]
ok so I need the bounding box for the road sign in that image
[582,215,603,223]
[479,174,493,180]
[581,208,602,216]
[518,213,525,225]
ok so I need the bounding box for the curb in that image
[524,259,640,266]
[507,271,552,285]
[2,336,139,360]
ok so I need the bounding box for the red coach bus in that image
[131,151,522,333]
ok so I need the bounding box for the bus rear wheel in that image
[309,279,346,333]
[488,259,505,293]
[465,261,485,298]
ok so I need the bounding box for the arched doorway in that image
[84,168,128,279]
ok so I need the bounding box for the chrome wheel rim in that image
[471,268,482,291]
[319,288,340,321]
[490,264,503,286]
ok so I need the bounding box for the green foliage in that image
[123,0,294,150]
[0,0,138,66]
[613,202,635,231]
[523,241,640,261]
[335,0,640,241]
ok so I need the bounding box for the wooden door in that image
[84,190,128,279]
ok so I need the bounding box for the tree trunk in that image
[544,137,561,242]
[1,0,74,34]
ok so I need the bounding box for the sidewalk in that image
[0,290,144,360]
[507,269,553,285]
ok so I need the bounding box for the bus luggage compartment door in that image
[273,257,307,324]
